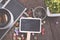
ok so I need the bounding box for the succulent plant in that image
[45,0,60,13]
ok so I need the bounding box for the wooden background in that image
[2,0,45,40]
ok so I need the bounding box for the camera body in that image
[0,0,26,40]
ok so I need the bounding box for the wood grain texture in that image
[19,0,45,8]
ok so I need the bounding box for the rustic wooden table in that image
[2,0,60,40]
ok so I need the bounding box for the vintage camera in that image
[0,0,26,40]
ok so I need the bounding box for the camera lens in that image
[0,8,14,29]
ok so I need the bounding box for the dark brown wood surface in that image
[2,27,14,40]
[2,0,60,40]
[19,0,45,8]
[3,0,60,40]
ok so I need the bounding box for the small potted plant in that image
[45,0,60,17]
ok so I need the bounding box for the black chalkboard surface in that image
[19,18,41,33]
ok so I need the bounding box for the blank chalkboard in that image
[19,18,41,33]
